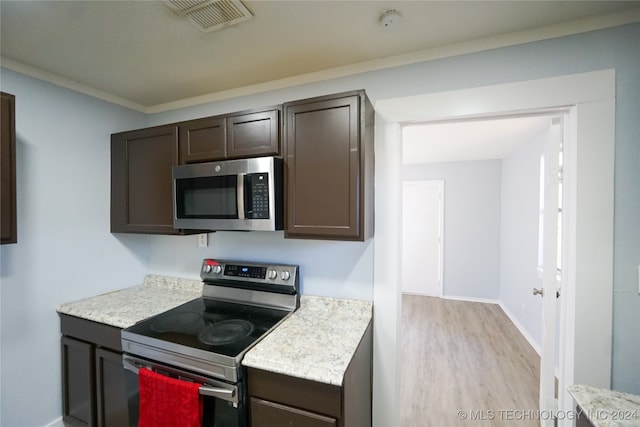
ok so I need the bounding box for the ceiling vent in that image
[165,0,253,32]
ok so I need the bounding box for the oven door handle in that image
[198,385,235,399]
[123,357,236,400]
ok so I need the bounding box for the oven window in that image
[176,176,238,219]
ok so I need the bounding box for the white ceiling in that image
[402,115,553,164]
[1,1,639,113]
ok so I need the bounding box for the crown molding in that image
[2,8,639,115]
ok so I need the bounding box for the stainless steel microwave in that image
[173,156,283,231]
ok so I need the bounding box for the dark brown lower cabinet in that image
[248,321,372,427]
[60,315,128,427]
[61,336,95,426]
[95,348,130,427]
[251,397,337,427]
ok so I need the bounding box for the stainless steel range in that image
[121,259,299,427]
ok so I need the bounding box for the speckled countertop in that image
[58,281,373,386]
[569,384,640,427]
[57,275,203,328]
[242,294,373,386]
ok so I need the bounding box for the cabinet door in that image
[179,116,226,163]
[95,348,129,427]
[227,109,280,158]
[1,92,17,244]
[284,93,365,240]
[250,398,337,427]
[62,336,96,427]
[111,125,180,234]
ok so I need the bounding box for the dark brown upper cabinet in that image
[284,90,374,241]
[179,116,226,163]
[1,92,17,245]
[179,107,281,164]
[111,124,183,234]
[227,108,280,159]
[111,107,281,235]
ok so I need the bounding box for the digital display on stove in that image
[224,264,267,279]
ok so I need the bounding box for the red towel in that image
[138,368,202,427]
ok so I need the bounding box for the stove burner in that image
[198,319,255,346]
[151,312,201,333]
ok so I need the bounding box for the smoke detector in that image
[379,9,401,30]
[165,0,253,32]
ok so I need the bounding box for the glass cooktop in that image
[124,298,289,358]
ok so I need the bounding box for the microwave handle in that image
[237,173,245,220]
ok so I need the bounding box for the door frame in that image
[372,69,615,427]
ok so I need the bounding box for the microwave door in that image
[173,173,241,229]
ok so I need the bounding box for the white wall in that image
[403,160,502,300]
[499,124,549,352]
[0,69,151,427]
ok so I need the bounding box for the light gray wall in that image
[403,160,503,300]
[145,232,374,300]
[500,125,548,350]
[1,21,638,427]
[0,69,151,427]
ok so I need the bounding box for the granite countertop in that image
[58,280,373,387]
[242,294,373,386]
[569,384,640,427]
[57,275,203,328]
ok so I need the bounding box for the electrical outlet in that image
[198,233,208,248]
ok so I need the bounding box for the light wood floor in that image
[400,294,540,427]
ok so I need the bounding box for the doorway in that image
[399,113,560,425]
[372,70,615,427]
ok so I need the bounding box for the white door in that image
[538,118,563,426]
[401,180,443,296]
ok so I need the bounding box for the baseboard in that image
[402,291,442,298]
[441,294,501,305]
[498,302,541,356]
[43,417,65,427]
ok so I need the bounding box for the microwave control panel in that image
[246,173,269,219]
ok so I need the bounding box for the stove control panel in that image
[201,259,298,294]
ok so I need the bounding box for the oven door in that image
[123,354,246,427]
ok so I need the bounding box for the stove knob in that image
[212,265,223,274]
[267,269,278,280]
[280,271,291,281]
[203,264,212,273]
